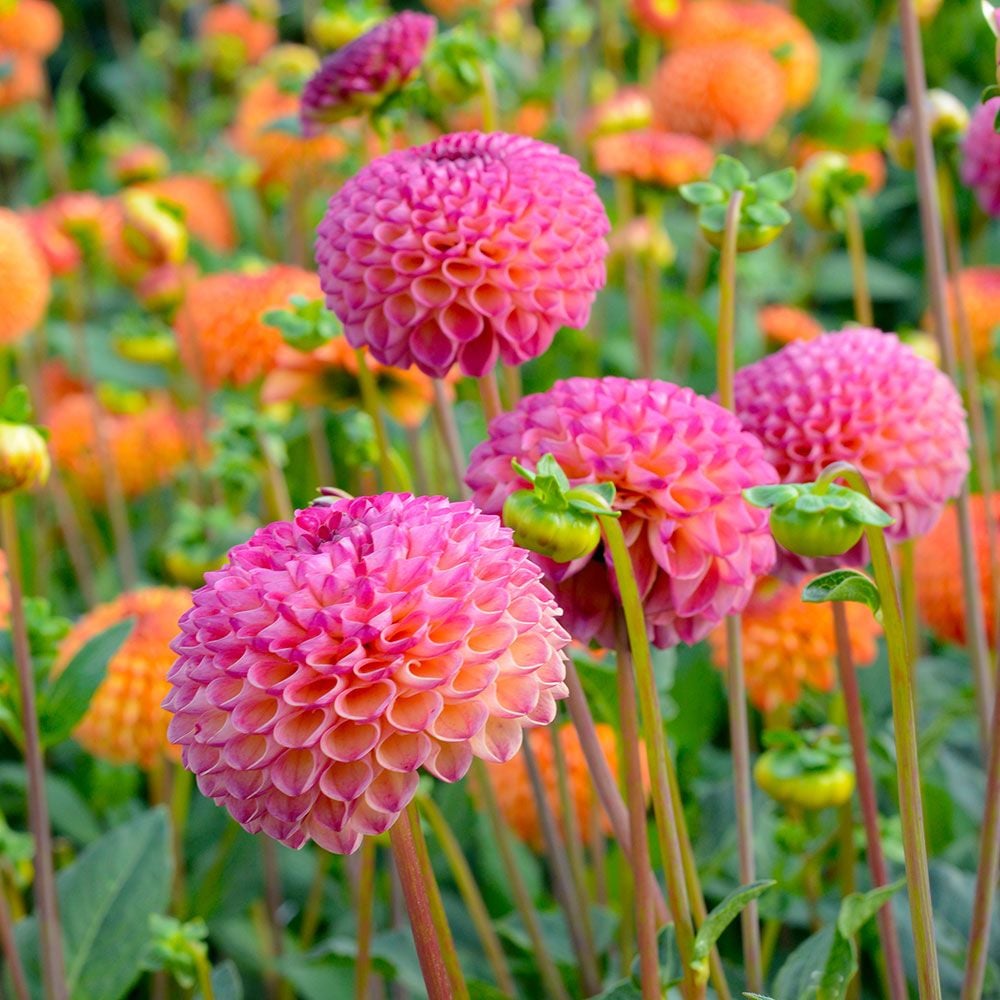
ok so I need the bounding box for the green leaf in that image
[0,386,33,424]
[801,569,881,615]
[593,980,644,999]
[745,202,791,227]
[982,0,999,36]
[14,807,173,1000]
[536,453,571,492]
[837,880,904,939]
[756,168,797,202]
[691,880,775,978]
[630,923,681,989]
[710,155,750,191]
[773,925,836,998]
[679,181,725,206]
[699,203,729,233]
[743,484,799,508]
[198,961,243,1000]
[38,618,133,748]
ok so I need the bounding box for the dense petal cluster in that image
[709,577,880,711]
[593,129,714,188]
[486,721,624,850]
[757,304,823,347]
[300,12,435,134]
[466,377,778,648]
[651,43,785,144]
[961,97,1000,217]
[316,131,610,378]
[165,494,570,854]
[261,339,443,428]
[662,1,819,110]
[733,329,970,549]
[47,393,190,502]
[925,266,1000,361]
[174,266,321,387]
[57,588,191,769]
[916,495,998,648]
[0,208,50,343]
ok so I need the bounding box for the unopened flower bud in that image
[112,143,170,186]
[0,422,50,494]
[121,190,188,266]
[887,89,969,169]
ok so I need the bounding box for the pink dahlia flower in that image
[315,131,610,378]
[165,493,570,854]
[733,328,969,569]
[300,12,435,135]
[961,96,1000,217]
[465,377,778,649]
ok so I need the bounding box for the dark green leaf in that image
[801,569,881,615]
[592,980,644,999]
[773,925,836,998]
[199,961,242,1000]
[691,880,775,976]
[38,618,133,748]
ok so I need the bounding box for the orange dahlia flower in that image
[593,128,713,187]
[56,588,191,769]
[231,74,347,189]
[486,721,623,850]
[663,1,819,111]
[757,304,823,347]
[173,266,321,388]
[0,50,43,107]
[0,208,50,343]
[651,42,785,145]
[916,495,998,648]
[199,2,276,68]
[47,393,190,502]
[261,339,440,428]
[709,577,880,712]
[0,0,62,56]
[132,175,236,253]
[630,0,683,35]
[794,137,886,196]
[926,267,1000,362]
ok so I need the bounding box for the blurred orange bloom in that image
[794,137,886,196]
[757,304,823,347]
[0,207,50,343]
[593,128,713,187]
[925,267,1000,362]
[0,0,61,56]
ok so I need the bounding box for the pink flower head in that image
[315,131,610,378]
[164,493,569,855]
[961,96,1000,217]
[300,12,435,135]
[465,377,778,649]
[733,328,969,574]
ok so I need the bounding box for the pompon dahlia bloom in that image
[486,721,626,850]
[300,12,435,135]
[926,266,1000,361]
[164,493,570,854]
[316,131,609,378]
[47,393,190,502]
[662,1,819,110]
[916,495,999,648]
[757,304,823,347]
[466,377,778,648]
[174,266,321,388]
[0,208,50,344]
[709,577,880,711]
[961,97,1000,217]
[651,43,786,145]
[261,339,443,428]
[593,129,714,188]
[0,0,62,56]
[733,329,970,551]
[57,588,190,769]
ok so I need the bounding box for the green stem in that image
[843,199,874,327]
[472,759,569,1000]
[353,348,397,491]
[716,190,743,411]
[615,176,655,377]
[898,539,920,667]
[477,59,500,131]
[299,849,332,950]
[388,805,466,1000]
[418,794,517,997]
[616,639,661,1000]
[0,831,30,1000]
[818,461,941,999]
[194,950,215,1000]
[431,379,469,500]
[599,515,701,999]
[354,838,376,1000]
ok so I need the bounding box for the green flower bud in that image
[0,422,50,494]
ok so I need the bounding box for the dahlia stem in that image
[0,857,30,1000]
[832,602,909,1000]
[471,758,570,1000]
[961,673,1000,1000]
[563,661,670,922]
[388,804,467,1000]
[417,793,517,997]
[431,379,469,499]
[477,371,504,425]
[299,849,332,949]
[260,839,291,1000]
[257,429,293,523]
[673,237,710,382]
[306,408,335,490]
[502,365,522,408]
[0,494,67,1000]
[353,348,397,491]
[404,425,430,496]
[858,3,895,99]
[521,738,602,994]
[614,176,655,377]
[716,188,764,993]
[843,199,874,327]
[897,0,994,750]
[194,947,216,1000]
[476,59,499,132]
[615,641,661,1000]
[898,539,920,666]
[817,461,941,999]
[599,518,699,1000]
[354,838,376,1000]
